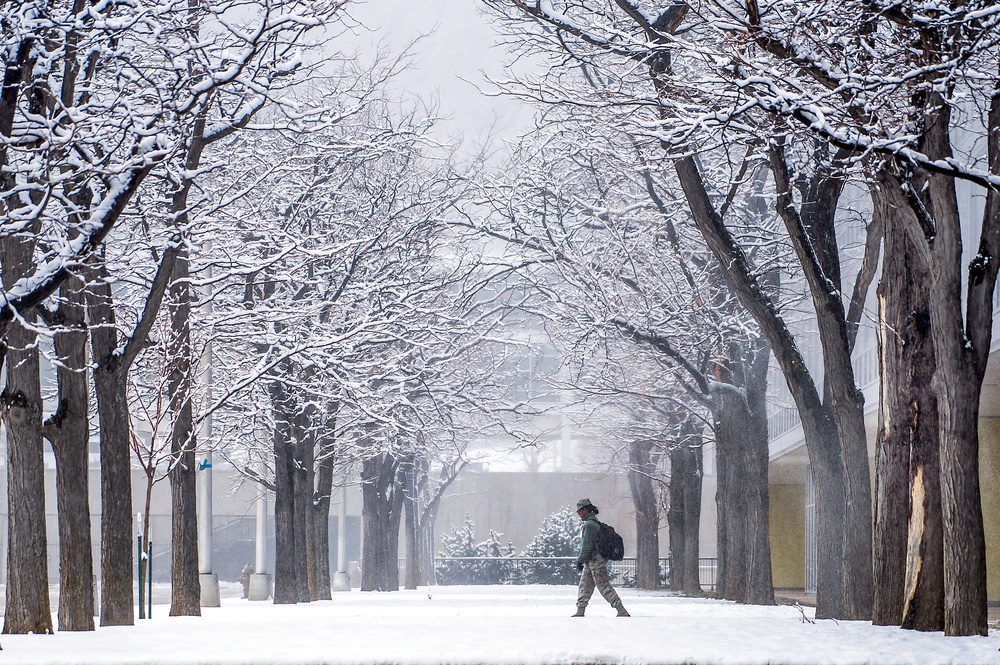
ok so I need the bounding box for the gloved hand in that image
[576,561,584,572]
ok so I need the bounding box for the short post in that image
[137,513,145,620]
[147,539,153,618]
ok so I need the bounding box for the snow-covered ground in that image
[1,585,998,664]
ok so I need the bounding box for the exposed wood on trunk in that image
[872,171,942,629]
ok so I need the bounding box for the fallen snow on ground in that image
[1,585,998,665]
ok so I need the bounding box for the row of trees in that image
[477,0,1000,637]
[0,0,532,638]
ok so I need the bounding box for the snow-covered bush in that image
[519,506,580,584]
[436,515,515,585]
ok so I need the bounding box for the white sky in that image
[2,585,998,664]
[342,0,534,152]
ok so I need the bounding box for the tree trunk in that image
[675,154,850,618]
[627,439,660,590]
[419,500,441,586]
[769,144,872,620]
[402,458,421,590]
[681,435,703,596]
[872,172,943,629]
[292,409,315,602]
[1,311,52,635]
[271,383,299,604]
[45,275,96,631]
[361,452,403,592]
[922,97,987,636]
[313,435,334,601]
[167,249,200,617]
[668,420,702,595]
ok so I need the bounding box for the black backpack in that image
[596,521,625,561]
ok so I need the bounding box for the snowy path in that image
[1,585,998,664]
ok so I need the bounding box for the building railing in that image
[408,556,717,591]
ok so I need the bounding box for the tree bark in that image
[627,439,660,590]
[271,382,299,604]
[1,311,52,635]
[769,144,872,620]
[292,408,316,602]
[167,249,201,617]
[44,275,95,631]
[872,170,943,630]
[668,420,702,595]
[361,452,403,592]
[922,94,988,636]
[313,434,334,600]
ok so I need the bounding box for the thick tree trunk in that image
[45,275,96,631]
[1,216,52,635]
[90,354,134,626]
[872,173,943,629]
[1,312,53,635]
[361,452,403,591]
[681,435,702,596]
[419,501,441,586]
[628,439,660,590]
[292,410,316,602]
[167,250,200,617]
[271,383,299,604]
[402,458,421,591]
[923,102,987,636]
[769,144,872,620]
[313,436,334,601]
[713,385,773,604]
[668,421,702,595]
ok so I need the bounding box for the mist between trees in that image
[1,0,998,645]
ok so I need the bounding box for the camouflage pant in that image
[577,553,621,608]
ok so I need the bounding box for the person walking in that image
[572,498,630,617]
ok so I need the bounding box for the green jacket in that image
[577,513,600,565]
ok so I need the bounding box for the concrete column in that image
[198,448,220,606]
[332,483,350,591]
[249,488,272,600]
[198,295,220,606]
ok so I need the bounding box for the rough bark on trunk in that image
[872,172,943,629]
[313,435,334,601]
[668,420,702,595]
[292,409,316,602]
[271,383,299,604]
[361,452,403,592]
[167,250,201,617]
[922,96,988,636]
[628,439,660,590]
[44,275,95,631]
[402,458,421,591]
[1,311,52,635]
[713,394,773,604]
